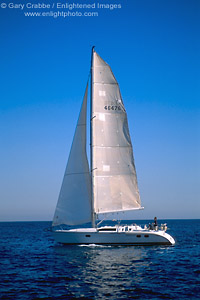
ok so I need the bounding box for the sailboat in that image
[52,47,175,246]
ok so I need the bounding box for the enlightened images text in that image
[7,2,122,10]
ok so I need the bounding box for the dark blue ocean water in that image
[0,220,200,300]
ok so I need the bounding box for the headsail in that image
[91,50,141,216]
[52,83,92,226]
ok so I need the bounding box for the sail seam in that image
[94,82,118,85]
[93,112,124,115]
[93,145,131,148]
[64,172,91,176]
[95,175,134,178]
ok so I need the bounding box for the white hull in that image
[53,226,175,246]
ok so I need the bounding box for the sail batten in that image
[96,207,144,214]
[91,51,141,217]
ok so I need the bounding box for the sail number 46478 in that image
[104,106,121,111]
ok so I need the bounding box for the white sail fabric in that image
[53,83,92,226]
[91,51,141,215]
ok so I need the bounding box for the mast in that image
[90,46,96,228]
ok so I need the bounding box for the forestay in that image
[91,51,141,216]
[52,83,92,226]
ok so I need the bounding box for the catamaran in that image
[52,47,175,246]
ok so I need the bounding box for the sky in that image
[0,0,199,221]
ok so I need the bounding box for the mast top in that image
[91,46,95,71]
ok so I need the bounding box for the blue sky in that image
[0,0,199,221]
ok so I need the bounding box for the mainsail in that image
[52,83,92,226]
[91,50,141,215]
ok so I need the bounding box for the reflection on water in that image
[53,244,155,298]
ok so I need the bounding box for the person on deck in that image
[154,217,158,230]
